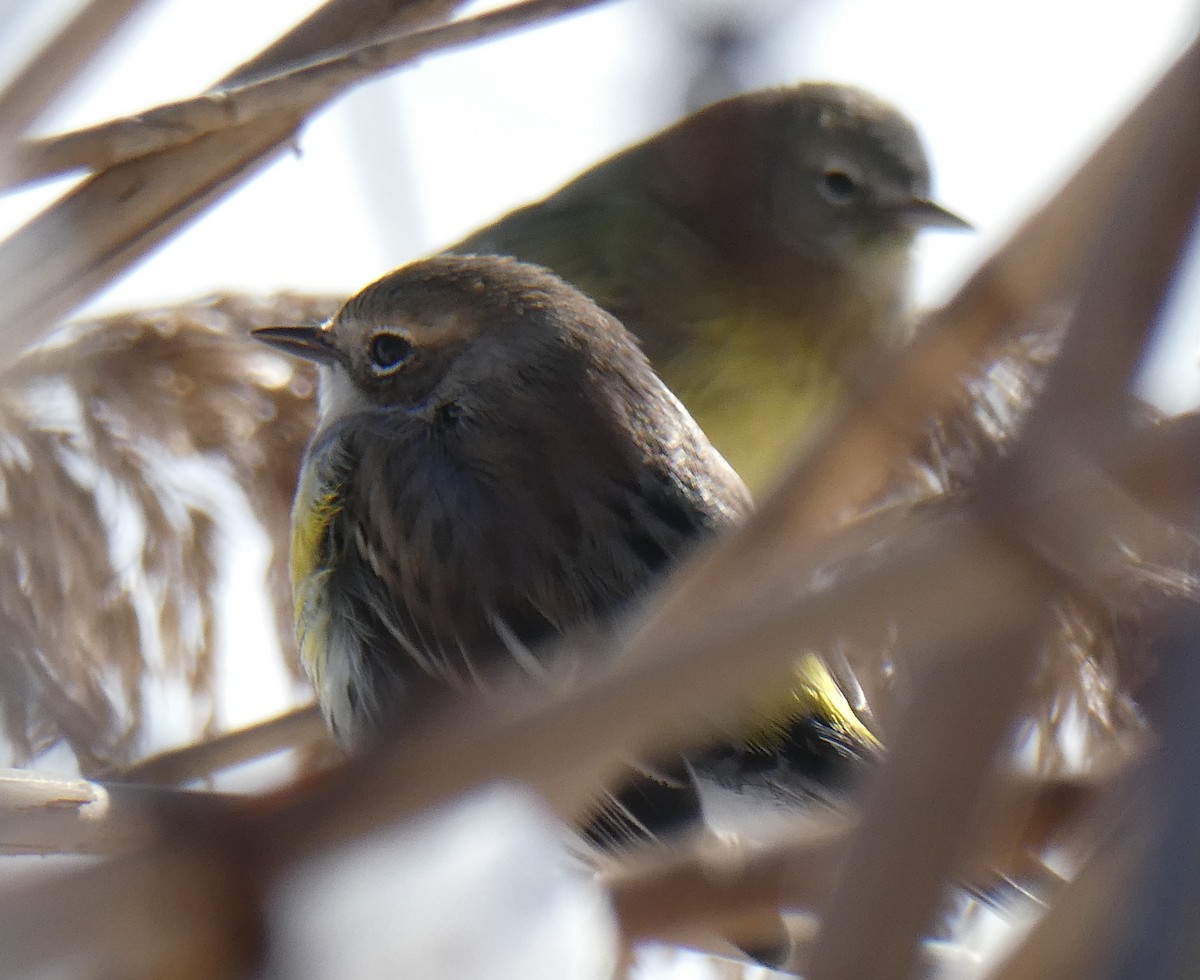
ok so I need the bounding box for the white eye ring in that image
[369,331,414,375]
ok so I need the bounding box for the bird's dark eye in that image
[369,332,414,373]
[821,169,858,203]
[439,402,461,426]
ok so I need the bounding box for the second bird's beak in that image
[895,196,973,231]
[252,324,338,364]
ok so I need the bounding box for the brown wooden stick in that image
[0,768,240,855]
[2,0,608,192]
[112,704,332,786]
[0,0,154,141]
[0,0,468,357]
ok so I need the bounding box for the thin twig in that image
[112,704,331,785]
[0,0,469,358]
[3,0,610,191]
[220,0,466,88]
[607,771,1099,958]
[0,769,239,855]
[0,0,158,141]
[607,815,849,957]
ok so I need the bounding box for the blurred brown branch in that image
[0,415,1175,968]
[802,36,1200,976]
[259,402,1196,866]
[0,0,471,360]
[0,768,238,856]
[112,705,331,786]
[607,770,1100,968]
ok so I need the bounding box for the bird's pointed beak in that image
[252,324,338,364]
[895,197,973,231]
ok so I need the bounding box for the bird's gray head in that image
[652,82,968,267]
[251,254,661,446]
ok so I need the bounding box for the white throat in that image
[315,363,371,435]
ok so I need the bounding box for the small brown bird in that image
[253,254,752,746]
[254,254,877,853]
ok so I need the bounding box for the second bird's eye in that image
[820,169,858,203]
[369,332,414,373]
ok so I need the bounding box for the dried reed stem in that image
[0,0,155,141]
[0,0,470,357]
[3,0,609,190]
[113,705,330,785]
[0,768,239,855]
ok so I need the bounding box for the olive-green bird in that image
[451,82,968,489]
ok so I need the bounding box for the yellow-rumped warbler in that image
[451,83,968,489]
[254,254,877,845]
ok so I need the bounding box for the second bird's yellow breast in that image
[655,308,848,491]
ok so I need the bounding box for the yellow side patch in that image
[290,468,342,596]
[290,465,344,683]
[740,653,880,753]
